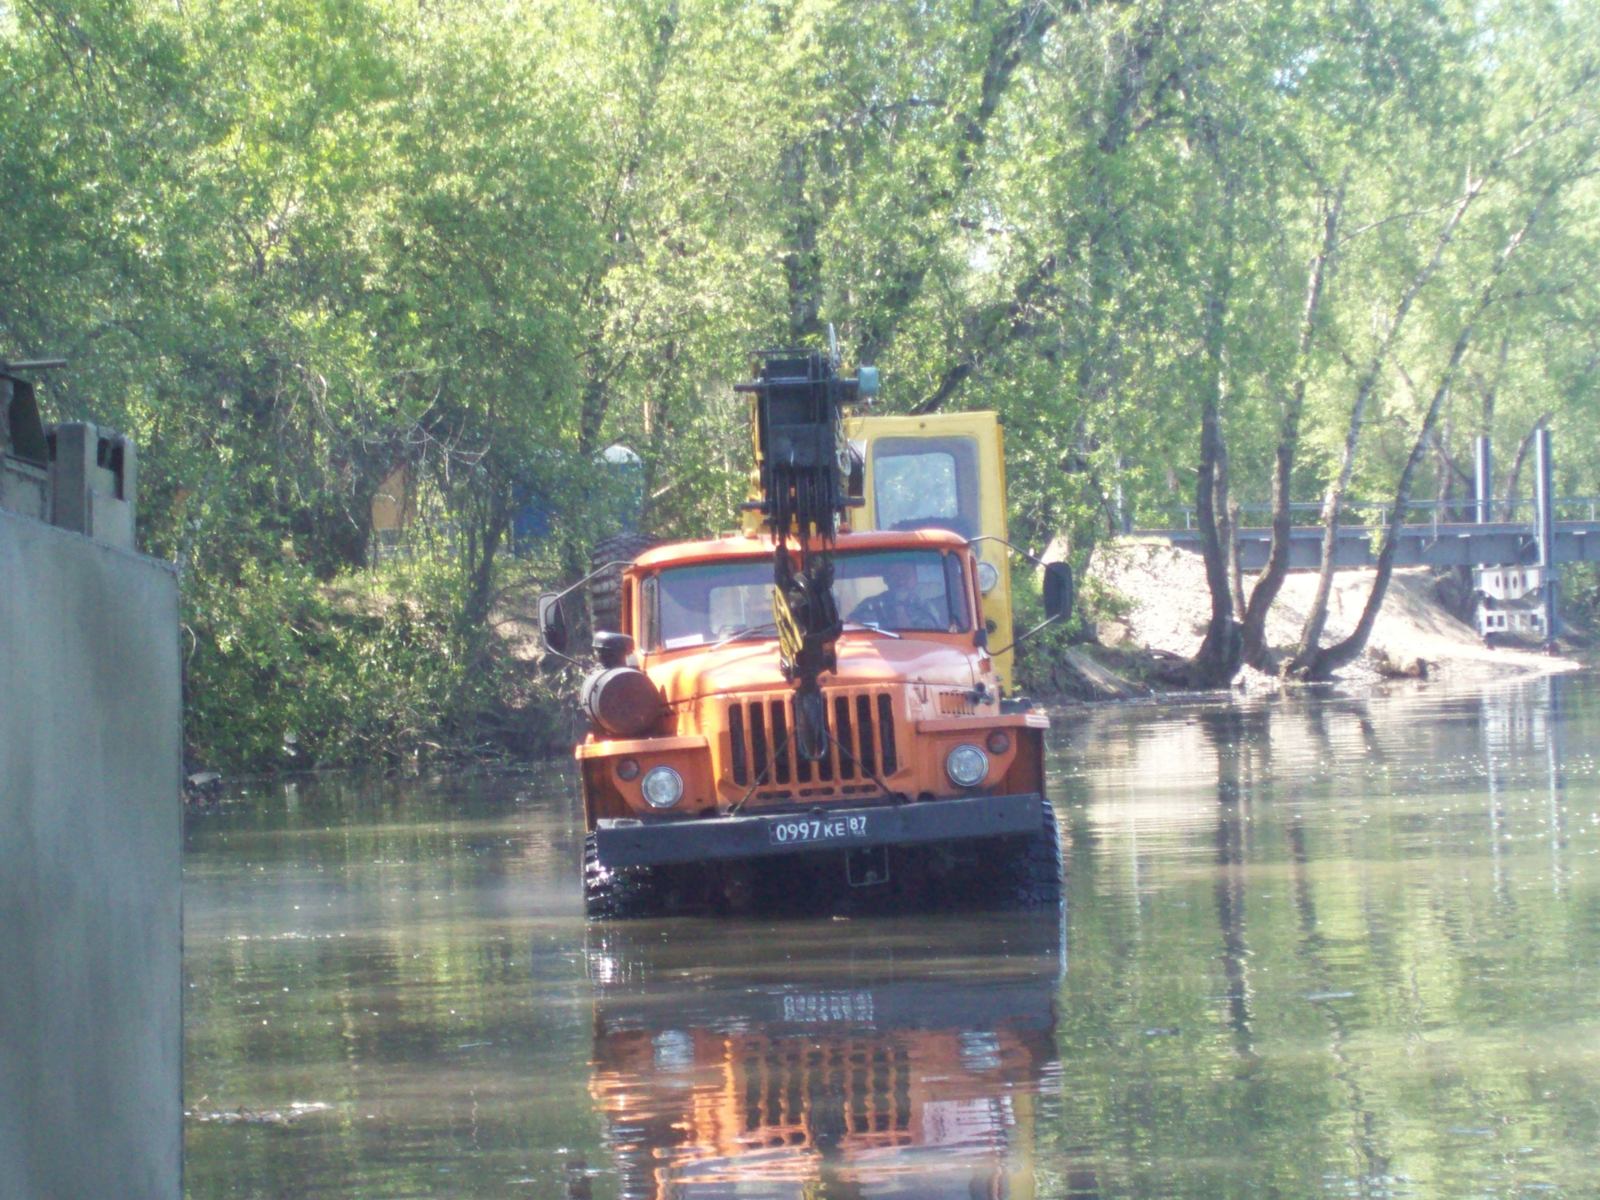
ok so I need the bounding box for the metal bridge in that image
[1149,499,1600,571]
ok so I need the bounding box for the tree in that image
[1297,171,1591,677]
[1289,48,1599,676]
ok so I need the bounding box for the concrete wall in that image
[0,508,181,1200]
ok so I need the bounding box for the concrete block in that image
[47,422,138,552]
[2,377,51,523]
[0,509,181,1200]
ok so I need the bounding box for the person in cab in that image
[849,560,942,630]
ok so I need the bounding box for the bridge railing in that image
[1156,496,1600,533]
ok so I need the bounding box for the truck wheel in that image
[1007,799,1063,911]
[583,833,661,919]
[588,532,658,634]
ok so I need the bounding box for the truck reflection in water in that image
[584,914,1071,1199]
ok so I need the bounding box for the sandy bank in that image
[1084,539,1583,692]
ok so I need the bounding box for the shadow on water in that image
[579,909,1091,1200]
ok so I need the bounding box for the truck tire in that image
[1007,799,1063,911]
[588,532,658,634]
[583,833,661,919]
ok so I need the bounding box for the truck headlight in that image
[945,744,989,787]
[641,765,684,808]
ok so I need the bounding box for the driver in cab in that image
[849,561,943,630]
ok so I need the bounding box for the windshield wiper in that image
[843,621,902,639]
[711,621,779,649]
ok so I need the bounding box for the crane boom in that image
[734,346,877,760]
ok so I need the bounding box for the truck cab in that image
[581,527,1043,817]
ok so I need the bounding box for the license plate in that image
[780,990,876,1023]
[767,813,871,846]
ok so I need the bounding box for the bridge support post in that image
[1535,427,1557,649]
[1474,436,1492,525]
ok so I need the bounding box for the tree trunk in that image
[1502,413,1550,520]
[1239,181,1346,669]
[1227,497,1246,624]
[910,252,1059,414]
[1426,424,1474,515]
[1300,373,1450,679]
[1192,376,1241,684]
[462,483,511,634]
[1188,131,1241,688]
[1289,171,1488,675]
[577,374,609,461]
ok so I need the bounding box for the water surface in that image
[185,676,1600,1197]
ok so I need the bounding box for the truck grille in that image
[736,1034,914,1147]
[726,689,900,788]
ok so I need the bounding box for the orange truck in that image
[540,347,1071,917]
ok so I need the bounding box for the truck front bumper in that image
[592,792,1046,870]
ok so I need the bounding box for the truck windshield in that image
[651,549,969,649]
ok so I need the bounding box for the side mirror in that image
[538,593,570,655]
[1042,562,1074,622]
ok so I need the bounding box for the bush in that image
[1560,563,1600,637]
[182,557,522,772]
[1010,558,1090,694]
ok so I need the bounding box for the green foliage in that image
[1007,556,1116,695]
[1560,564,1600,637]
[184,558,466,770]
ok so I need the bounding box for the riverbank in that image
[1063,540,1586,699]
[183,543,1589,795]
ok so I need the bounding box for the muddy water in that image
[184,677,1600,1198]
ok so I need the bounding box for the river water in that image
[184,676,1600,1198]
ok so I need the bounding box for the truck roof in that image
[631,527,969,571]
